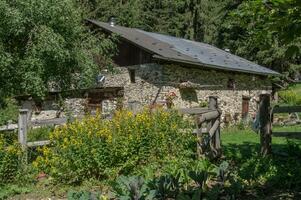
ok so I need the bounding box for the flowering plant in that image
[165,91,177,108]
[33,109,194,183]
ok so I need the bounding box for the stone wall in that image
[103,63,272,123]
[20,97,118,121]
[20,98,87,121]
[20,63,272,123]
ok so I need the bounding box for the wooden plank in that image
[27,140,51,147]
[31,118,68,126]
[18,109,28,150]
[197,110,220,124]
[178,107,214,115]
[192,128,208,134]
[0,124,18,132]
[273,106,301,113]
[273,132,301,139]
[209,119,220,137]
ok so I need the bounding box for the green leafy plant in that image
[149,174,181,199]
[0,98,18,126]
[110,176,156,200]
[34,109,195,183]
[27,126,53,142]
[0,0,117,98]
[67,190,101,200]
[279,89,301,105]
[0,135,22,185]
[199,100,208,108]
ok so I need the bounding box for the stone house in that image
[19,20,279,124]
[86,20,279,123]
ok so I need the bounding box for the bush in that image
[278,89,301,105]
[0,98,18,126]
[34,109,196,184]
[0,135,22,185]
[110,160,232,200]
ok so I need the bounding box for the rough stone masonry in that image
[103,63,272,124]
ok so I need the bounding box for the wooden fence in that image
[179,96,222,159]
[0,109,75,150]
[1,97,222,160]
[259,94,301,155]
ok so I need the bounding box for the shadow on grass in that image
[273,131,301,139]
[223,141,301,199]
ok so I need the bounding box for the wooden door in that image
[242,97,250,120]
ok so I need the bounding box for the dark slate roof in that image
[88,20,280,76]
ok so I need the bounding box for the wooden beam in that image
[18,109,29,164]
[209,96,221,157]
[18,109,28,150]
[259,94,272,156]
[197,110,220,125]
[0,124,18,132]
[31,118,68,126]
[27,140,51,147]
[273,106,301,113]
[178,107,214,115]
[209,119,220,137]
[193,128,208,134]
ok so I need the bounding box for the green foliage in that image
[0,184,31,200]
[109,160,230,200]
[0,98,18,126]
[34,109,195,184]
[84,0,233,43]
[67,190,102,200]
[110,176,156,200]
[222,130,301,192]
[0,0,116,98]
[278,84,301,105]
[221,0,301,77]
[149,173,181,199]
[0,135,22,185]
[278,89,301,105]
[27,126,53,142]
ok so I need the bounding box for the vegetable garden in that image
[1,105,301,199]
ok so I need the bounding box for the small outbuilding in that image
[87,20,279,123]
[18,20,280,124]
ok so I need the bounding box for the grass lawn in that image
[222,125,301,158]
[221,126,301,199]
[222,125,301,146]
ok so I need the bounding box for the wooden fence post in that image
[209,96,222,157]
[18,109,28,163]
[259,94,272,156]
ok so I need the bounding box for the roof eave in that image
[153,55,280,76]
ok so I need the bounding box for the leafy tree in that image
[0,0,116,100]
[86,0,233,44]
[220,0,301,79]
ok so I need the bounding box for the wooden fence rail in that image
[1,97,222,160]
[272,106,301,114]
[0,109,71,153]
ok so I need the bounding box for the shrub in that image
[0,135,22,185]
[0,98,18,126]
[27,126,54,142]
[34,109,196,184]
[109,160,231,200]
[278,89,301,105]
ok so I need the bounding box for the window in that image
[227,78,236,90]
[129,69,135,83]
